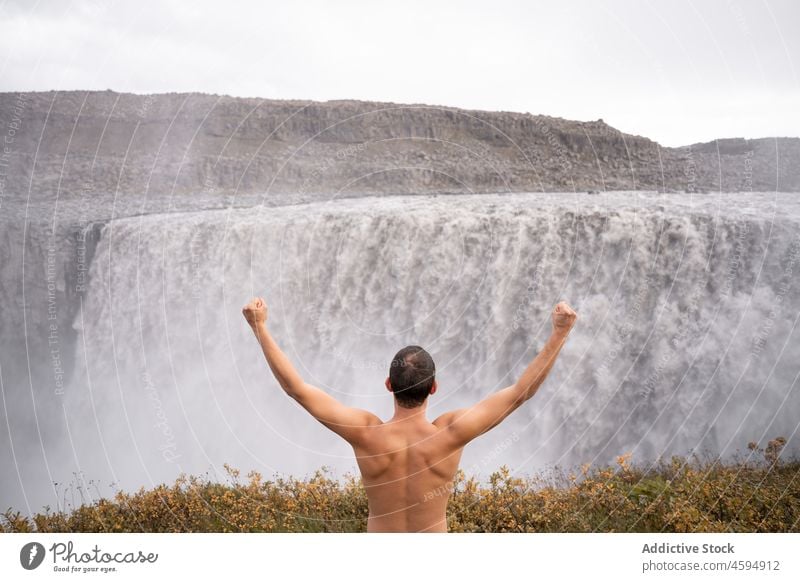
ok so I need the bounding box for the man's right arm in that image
[434,302,577,446]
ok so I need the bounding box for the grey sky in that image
[1,0,798,146]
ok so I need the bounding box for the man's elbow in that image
[287,386,309,403]
[510,383,536,403]
[277,380,303,401]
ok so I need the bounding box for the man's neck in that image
[390,400,429,424]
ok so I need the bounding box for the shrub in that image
[3,440,797,533]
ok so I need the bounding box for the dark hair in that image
[389,346,436,408]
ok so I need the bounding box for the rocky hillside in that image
[1,91,798,200]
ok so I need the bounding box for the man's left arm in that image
[243,297,381,444]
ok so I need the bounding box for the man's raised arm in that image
[434,301,577,446]
[242,297,380,444]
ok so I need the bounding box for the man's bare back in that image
[243,298,577,532]
[354,416,463,532]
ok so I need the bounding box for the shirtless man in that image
[242,297,577,532]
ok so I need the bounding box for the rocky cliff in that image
[1,91,798,200]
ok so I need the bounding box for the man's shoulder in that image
[431,408,467,429]
[358,410,385,428]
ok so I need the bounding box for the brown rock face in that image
[1,91,798,200]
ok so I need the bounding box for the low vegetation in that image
[3,438,797,533]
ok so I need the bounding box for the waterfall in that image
[2,192,799,514]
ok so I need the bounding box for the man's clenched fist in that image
[242,297,268,328]
[552,301,577,333]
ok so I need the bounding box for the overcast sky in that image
[1,0,798,146]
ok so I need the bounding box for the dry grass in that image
[3,439,798,533]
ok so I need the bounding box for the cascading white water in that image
[2,192,799,514]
